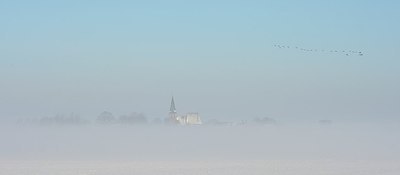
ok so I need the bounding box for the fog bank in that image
[1,122,399,161]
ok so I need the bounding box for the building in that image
[168,96,179,124]
[168,96,202,125]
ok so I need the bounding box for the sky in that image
[0,0,399,122]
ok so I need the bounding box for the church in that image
[168,96,202,125]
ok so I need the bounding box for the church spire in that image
[170,96,176,113]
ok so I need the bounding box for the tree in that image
[119,112,148,125]
[97,111,116,124]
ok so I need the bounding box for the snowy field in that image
[1,122,399,174]
[1,160,400,175]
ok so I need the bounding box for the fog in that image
[1,122,399,162]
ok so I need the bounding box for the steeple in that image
[170,96,176,113]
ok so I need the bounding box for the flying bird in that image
[273,44,365,57]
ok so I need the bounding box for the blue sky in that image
[0,0,399,121]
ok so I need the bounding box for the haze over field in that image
[1,123,400,174]
[1,123,399,161]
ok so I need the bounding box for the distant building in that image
[168,96,179,124]
[167,96,202,125]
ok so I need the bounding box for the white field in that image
[1,160,400,175]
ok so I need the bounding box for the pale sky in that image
[1,0,399,122]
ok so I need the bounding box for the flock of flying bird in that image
[274,44,364,56]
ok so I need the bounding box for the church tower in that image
[168,96,178,123]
